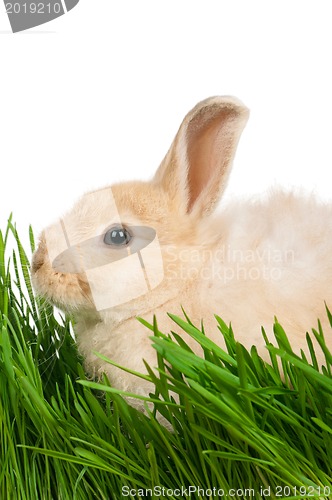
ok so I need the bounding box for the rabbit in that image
[31,96,332,401]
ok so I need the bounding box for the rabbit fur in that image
[31,96,332,399]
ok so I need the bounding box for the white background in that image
[1,1,332,254]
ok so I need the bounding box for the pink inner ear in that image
[186,108,237,213]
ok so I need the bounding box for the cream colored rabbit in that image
[31,96,332,398]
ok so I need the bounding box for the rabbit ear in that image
[154,96,249,216]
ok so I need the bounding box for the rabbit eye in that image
[104,225,131,246]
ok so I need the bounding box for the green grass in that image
[1,216,332,500]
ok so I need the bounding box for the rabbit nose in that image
[31,250,43,273]
[31,233,47,273]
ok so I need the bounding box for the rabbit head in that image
[31,96,249,320]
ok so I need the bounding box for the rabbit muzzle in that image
[31,232,94,311]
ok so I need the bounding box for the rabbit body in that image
[31,97,332,397]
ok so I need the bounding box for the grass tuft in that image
[1,217,332,499]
